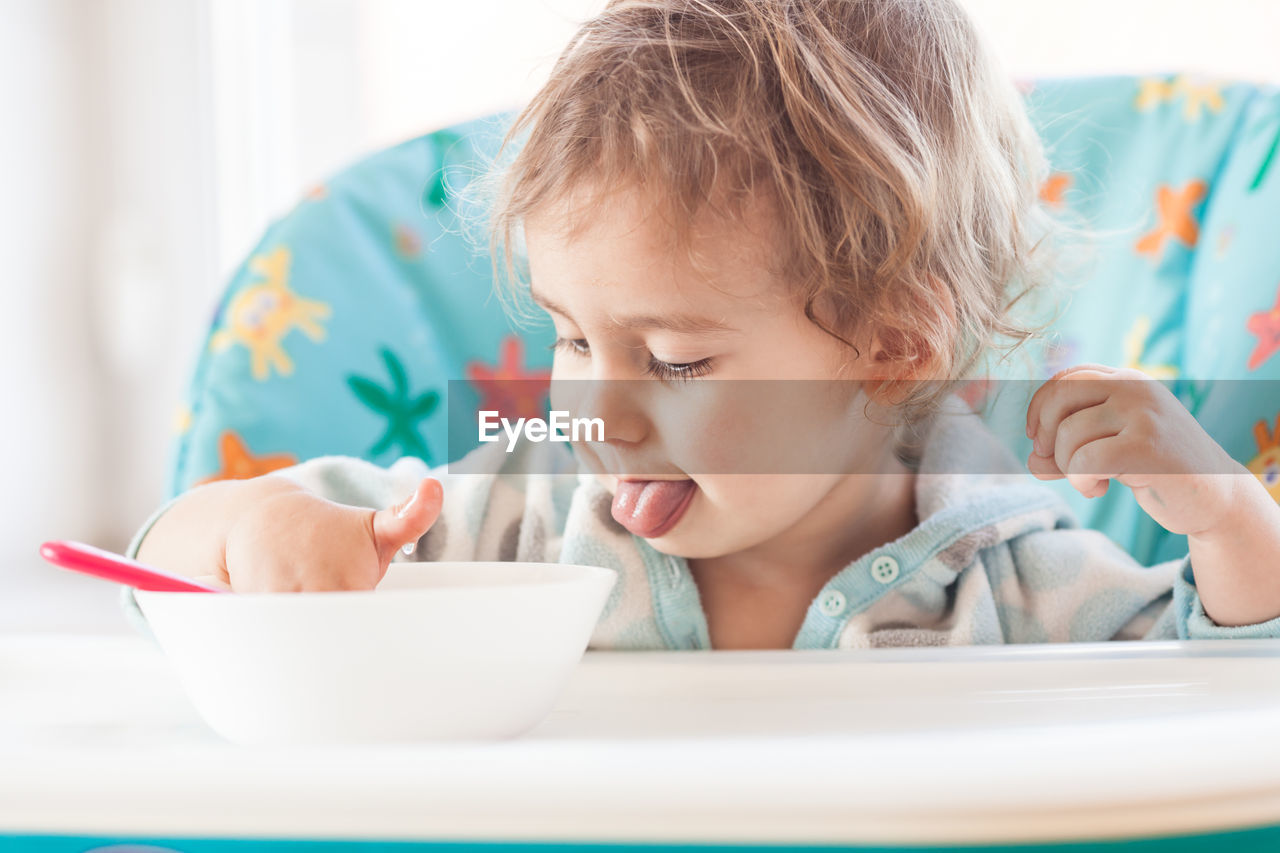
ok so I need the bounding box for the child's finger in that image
[1026,448,1065,480]
[1063,434,1127,499]
[372,478,444,565]
[1048,402,1124,477]
[1025,364,1092,438]
[1027,444,1109,497]
[1027,366,1116,455]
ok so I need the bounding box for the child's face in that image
[524,185,907,560]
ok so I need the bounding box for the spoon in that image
[39,540,228,593]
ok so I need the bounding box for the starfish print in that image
[197,431,297,485]
[1122,315,1178,380]
[1134,75,1224,121]
[1246,283,1280,371]
[1135,77,1179,111]
[209,246,332,381]
[347,348,438,461]
[467,335,552,422]
[1248,414,1280,501]
[1134,179,1207,259]
[1039,173,1071,208]
[1175,77,1225,121]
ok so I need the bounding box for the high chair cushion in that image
[168,75,1280,568]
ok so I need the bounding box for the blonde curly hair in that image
[483,0,1066,454]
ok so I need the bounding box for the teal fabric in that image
[170,74,1280,567]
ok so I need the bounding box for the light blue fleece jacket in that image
[123,394,1280,648]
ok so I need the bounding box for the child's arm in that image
[1025,364,1280,629]
[1174,474,1280,627]
[129,438,578,591]
[131,459,441,592]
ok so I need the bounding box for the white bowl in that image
[133,561,616,745]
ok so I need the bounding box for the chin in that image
[642,531,726,559]
[641,506,742,559]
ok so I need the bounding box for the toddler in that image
[127,0,1280,649]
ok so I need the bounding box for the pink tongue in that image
[611,480,696,538]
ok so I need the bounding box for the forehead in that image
[523,182,787,316]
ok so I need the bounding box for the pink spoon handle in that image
[39,540,228,593]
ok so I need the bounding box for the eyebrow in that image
[529,286,739,334]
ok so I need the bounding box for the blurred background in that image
[4,0,1279,633]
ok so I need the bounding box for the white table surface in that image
[3,634,1280,846]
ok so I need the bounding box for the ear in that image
[862,275,957,404]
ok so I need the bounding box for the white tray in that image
[2,634,1280,845]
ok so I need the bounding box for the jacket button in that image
[870,554,900,584]
[818,590,847,617]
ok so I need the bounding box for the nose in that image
[576,378,648,446]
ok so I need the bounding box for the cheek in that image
[693,475,835,530]
[655,384,859,475]
[650,385,779,473]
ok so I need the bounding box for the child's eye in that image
[645,356,714,382]
[550,337,712,381]
[549,337,591,357]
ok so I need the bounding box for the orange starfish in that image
[1248,414,1280,501]
[1134,180,1207,259]
[1247,283,1280,371]
[466,336,552,422]
[1039,173,1071,208]
[197,431,297,485]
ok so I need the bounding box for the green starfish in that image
[347,348,438,462]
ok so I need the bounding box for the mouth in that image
[610,478,698,539]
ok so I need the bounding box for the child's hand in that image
[220,477,443,593]
[1024,364,1244,538]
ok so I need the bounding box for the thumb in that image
[372,477,444,565]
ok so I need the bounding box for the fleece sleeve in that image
[1005,526,1280,642]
